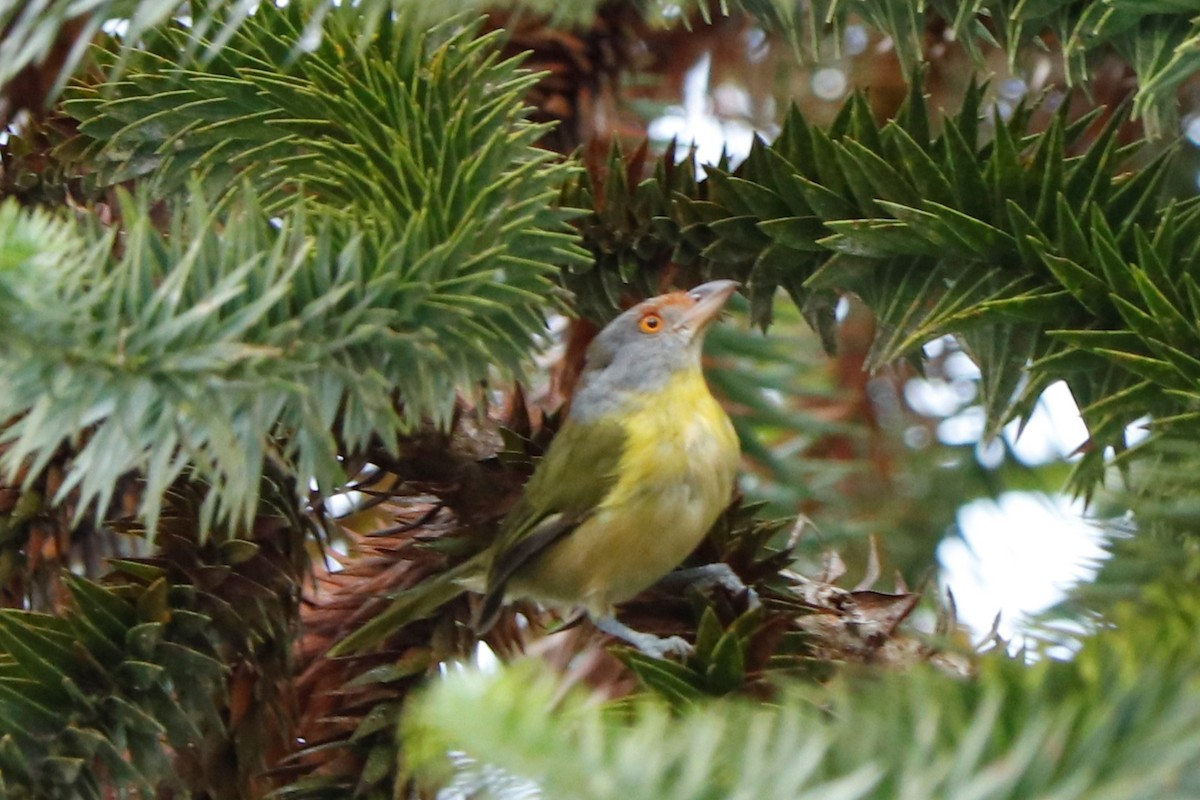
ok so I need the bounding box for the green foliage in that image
[16,0,1195,136]
[405,660,883,800]
[748,0,1198,135]
[0,0,181,109]
[566,80,1195,495]
[0,0,588,117]
[0,574,226,798]
[66,8,588,371]
[619,605,780,703]
[1,11,586,532]
[0,481,304,799]
[16,6,1197,518]
[4,1,1200,796]
[785,87,1191,478]
[1,192,298,531]
[409,590,1200,799]
[1055,441,1200,620]
[703,297,857,517]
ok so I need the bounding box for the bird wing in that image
[475,415,627,631]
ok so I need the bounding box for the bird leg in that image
[593,615,693,659]
[657,563,761,609]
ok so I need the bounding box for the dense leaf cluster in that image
[410,591,1200,799]
[756,0,1199,135]
[10,1,1196,133]
[2,12,585,531]
[0,574,228,798]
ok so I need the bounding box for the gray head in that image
[569,280,739,421]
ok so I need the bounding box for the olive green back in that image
[477,415,627,628]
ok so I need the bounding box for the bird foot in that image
[593,615,693,659]
[638,634,694,659]
[659,563,761,609]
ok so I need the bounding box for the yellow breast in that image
[510,367,740,615]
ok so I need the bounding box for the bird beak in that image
[680,279,739,335]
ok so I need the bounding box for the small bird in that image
[333,279,742,658]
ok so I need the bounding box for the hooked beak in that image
[680,279,739,336]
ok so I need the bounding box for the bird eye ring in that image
[639,313,664,334]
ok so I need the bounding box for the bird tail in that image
[328,558,479,656]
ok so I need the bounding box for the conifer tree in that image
[0,2,1198,797]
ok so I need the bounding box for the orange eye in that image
[639,313,664,334]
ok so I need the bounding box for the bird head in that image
[570,280,739,418]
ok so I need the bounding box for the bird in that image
[332,279,743,658]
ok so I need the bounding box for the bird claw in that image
[593,615,693,659]
[639,634,694,659]
[624,633,691,662]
